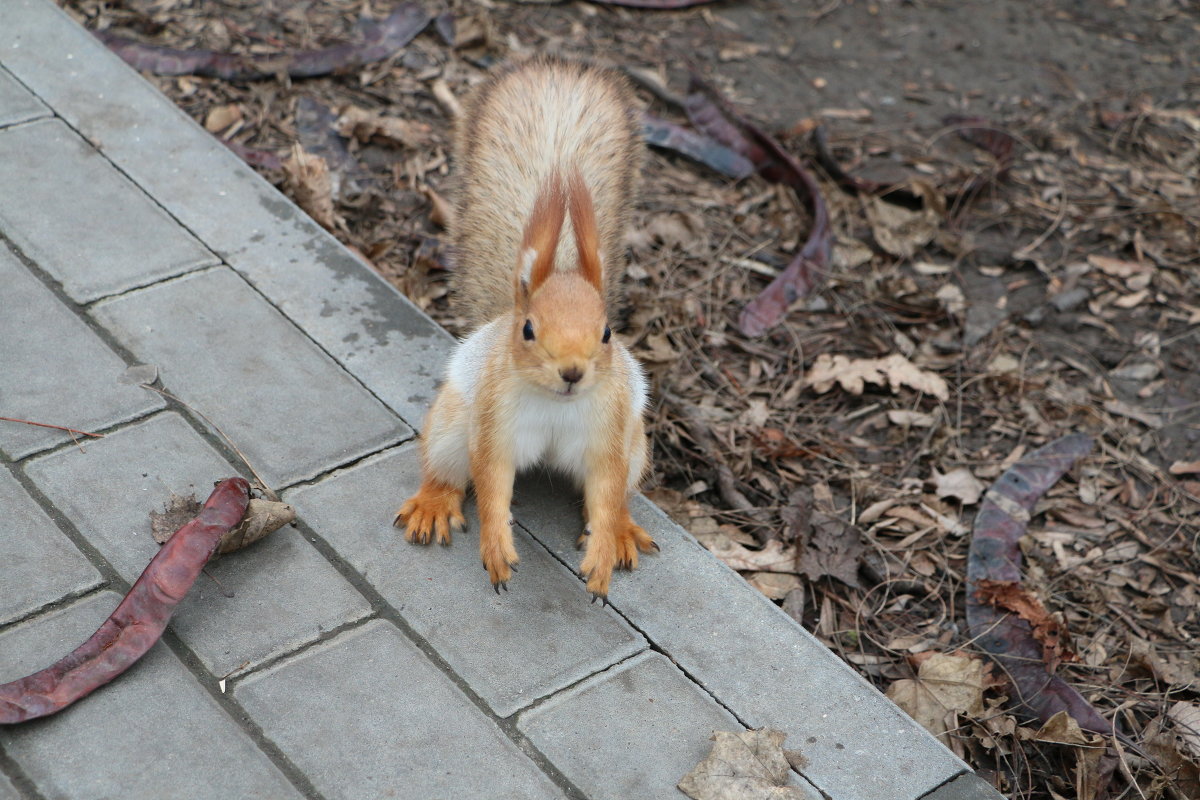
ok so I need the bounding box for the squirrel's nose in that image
[560,366,584,385]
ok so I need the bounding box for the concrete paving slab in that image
[519,651,820,800]
[0,66,47,128]
[0,245,164,460]
[0,0,453,429]
[234,619,566,800]
[0,118,217,302]
[23,412,373,677]
[919,773,1001,800]
[513,478,971,800]
[284,444,646,718]
[89,267,409,488]
[0,592,302,800]
[0,774,16,800]
[0,467,101,626]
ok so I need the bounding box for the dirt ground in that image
[62,1,1200,798]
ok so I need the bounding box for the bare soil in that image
[62,1,1200,798]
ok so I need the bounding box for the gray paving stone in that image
[235,619,565,800]
[513,478,967,800]
[0,118,217,302]
[0,467,101,626]
[284,444,646,718]
[23,412,373,677]
[0,592,301,800]
[520,650,820,800]
[0,66,48,128]
[0,245,164,460]
[0,1,453,428]
[919,773,1005,800]
[90,267,409,487]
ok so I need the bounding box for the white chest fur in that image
[440,319,646,488]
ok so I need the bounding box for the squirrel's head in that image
[511,170,612,399]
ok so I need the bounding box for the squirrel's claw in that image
[590,591,609,606]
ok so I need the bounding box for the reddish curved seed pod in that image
[0,478,250,724]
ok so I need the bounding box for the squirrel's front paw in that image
[480,524,519,592]
[394,480,465,545]
[580,536,616,600]
[615,519,657,570]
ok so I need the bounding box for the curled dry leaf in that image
[284,145,344,232]
[931,467,986,505]
[805,353,950,401]
[678,728,811,800]
[863,180,944,258]
[1033,710,1097,747]
[335,106,431,148]
[151,493,295,554]
[885,653,986,745]
[696,531,797,574]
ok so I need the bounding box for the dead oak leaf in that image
[806,353,949,401]
[678,729,812,800]
[885,653,986,745]
[796,511,864,587]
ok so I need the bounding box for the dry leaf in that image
[335,106,430,148]
[746,571,803,600]
[1034,710,1094,746]
[696,532,797,574]
[204,103,242,134]
[806,353,949,401]
[284,145,343,232]
[1169,460,1200,476]
[796,511,864,587]
[931,467,986,505]
[887,409,937,427]
[886,653,986,744]
[864,180,944,258]
[422,186,454,229]
[975,580,1077,670]
[151,494,294,555]
[678,729,812,800]
[1169,701,1200,761]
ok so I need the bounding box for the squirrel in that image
[393,59,656,600]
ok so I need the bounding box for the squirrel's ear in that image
[567,169,602,294]
[517,173,566,297]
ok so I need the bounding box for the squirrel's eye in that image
[523,319,535,341]
[602,326,611,344]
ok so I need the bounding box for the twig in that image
[0,416,105,438]
[137,384,279,502]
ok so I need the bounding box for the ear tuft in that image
[519,173,567,295]
[567,169,603,293]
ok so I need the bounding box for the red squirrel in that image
[394,59,655,600]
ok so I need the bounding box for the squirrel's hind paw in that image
[394,480,466,545]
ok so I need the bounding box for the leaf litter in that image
[64,1,1200,797]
